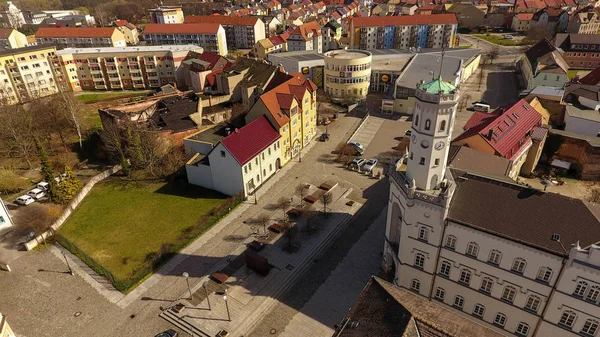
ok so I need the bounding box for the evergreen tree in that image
[57,165,83,204]
[35,138,59,201]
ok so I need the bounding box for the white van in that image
[472,103,491,112]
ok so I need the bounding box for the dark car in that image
[320,133,330,142]
[155,329,178,337]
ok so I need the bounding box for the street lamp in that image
[223,289,231,321]
[203,281,211,310]
[182,272,192,300]
[62,251,73,276]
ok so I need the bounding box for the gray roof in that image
[447,145,511,180]
[549,128,600,147]
[396,49,480,89]
[528,85,565,98]
[566,104,600,122]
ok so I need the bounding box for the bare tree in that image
[588,186,600,204]
[0,104,36,169]
[254,213,271,235]
[282,220,298,252]
[14,204,59,244]
[276,196,291,221]
[302,211,317,233]
[295,184,308,207]
[321,192,333,213]
[55,85,85,149]
[487,46,500,65]
[460,92,473,111]
[477,62,488,91]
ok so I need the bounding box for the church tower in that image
[405,76,459,191]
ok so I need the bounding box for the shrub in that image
[0,168,29,194]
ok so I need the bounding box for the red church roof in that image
[220,116,280,165]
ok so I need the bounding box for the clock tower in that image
[406,76,459,191]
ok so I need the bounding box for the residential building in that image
[512,13,534,32]
[383,74,600,337]
[349,15,458,50]
[52,45,202,91]
[562,83,600,136]
[112,20,139,46]
[0,313,16,337]
[548,128,600,179]
[181,51,231,93]
[519,39,569,90]
[0,1,24,28]
[42,10,95,26]
[323,21,342,52]
[324,49,371,103]
[567,7,600,34]
[555,33,600,70]
[0,45,59,104]
[186,115,281,197]
[0,28,27,49]
[246,74,317,166]
[184,16,266,50]
[530,8,569,33]
[35,27,126,48]
[446,4,485,28]
[257,15,282,37]
[452,99,544,179]
[286,21,322,53]
[148,5,184,24]
[254,34,289,59]
[22,9,48,25]
[521,85,565,125]
[0,197,13,232]
[143,24,228,56]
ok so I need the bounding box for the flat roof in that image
[187,123,228,144]
[56,45,201,56]
[566,104,600,122]
[526,85,565,97]
[324,49,371,59]
[0,44,56,57]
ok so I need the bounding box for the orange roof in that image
[36,27,117,38]
[184,15,259,26]
[516,13,534,20]
[259,74,316,128]
[0,28,13,39]
[114,20,129,27]
[351,14,457,27]
[289,21,322,41]
[144,23,221,34]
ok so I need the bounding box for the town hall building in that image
[383,75,600,337]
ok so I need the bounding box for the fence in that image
[55,233,117,286]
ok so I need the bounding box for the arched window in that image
[466,242,479,258]
[494,313,507,327]
[480,277,494,293]
[512,258,527,273]
[559,310,577,328]
[414,253,425,269]
[525,295,541,312]
[434,287,445,300]
[415,114,419,126]
[459,269,472,285]
[516,322,530,336]
[445,235,457,250]
[501,286,517,302]
[488,250,502,265]
[574,280,589,297]
[440,120,446,131]
[453,295,464,309]
[581,319,599,336]
[473,303,485,317]
[587,285,600,302]
[440,261,451,277]
[425,119,431,130]
[418,226,429,241]
[537,266,553,282]
[411,278,420,292]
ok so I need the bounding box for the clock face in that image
[435,141,445,150]
[411,135,416,144]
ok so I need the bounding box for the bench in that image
[248,240,265,251]
[268,223,285,233]
[304,195,318,204]
[210,271,229,284]
[287,208,302,217]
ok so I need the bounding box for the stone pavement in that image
[278,207,386,337]
[349,115,385,151]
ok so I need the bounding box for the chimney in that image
[235,128,239,133]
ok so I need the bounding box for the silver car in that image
[363,158,378,172]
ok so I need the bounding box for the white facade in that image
[0,197,13,232]
[564,110,600,136]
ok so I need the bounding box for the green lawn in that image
[75,90,155,104]
[568,69,591,80]
[59,178,235,292]
[473,34,522,46]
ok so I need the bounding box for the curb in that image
[348,113,370,143]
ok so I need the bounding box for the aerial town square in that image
[2,0,600,336]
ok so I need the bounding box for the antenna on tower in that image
[438,46,445,80]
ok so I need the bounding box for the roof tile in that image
[220,116,280,165]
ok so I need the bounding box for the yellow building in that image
[53,45,203,91]
[246,74,318,166]
[149,5,184,24]
[0,44,59,104]
[324,49,371,103]
[0,28,27,49]
[253,35,287,59]
[113,20,139,45]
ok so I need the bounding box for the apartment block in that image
[349,14,458,50]
[35,27,126,48]
[185,16,265,50]
[52,45,202,91]
[0,45,59,104]
[148,5,184,24]
[143,23,227,56]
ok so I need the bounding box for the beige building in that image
[184,16,266,50]
[567,9,600,34]
[52,45,202,91]
[35,27,126,48]
[0,28,27,49]
[148,5,184,24]
[113,20,139,45]
[143,23,228,56]
[324,49,371,103]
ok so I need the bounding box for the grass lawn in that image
[473,34,523,46]
[568,69,591,80]
[59,178,234,291]
[75,90,155,104]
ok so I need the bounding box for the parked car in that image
[27,188,45,200]
[504,34,514,39]
[471,103,491,112]
[347,141,365,155]
[155,330,178,337]
[319,133,330,142]
[404,130,412,137]
[349,157,366,170]
[15,195,35,206]
[363,158,378,172]
[37,181,50,191]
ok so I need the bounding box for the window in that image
[525,295,541,312]
[574,280,589,297]
[419,157,425,165]
[537,267,552,282]
[425,119,431,130]
[587,286,600,302]
[466,242,479,258]
[249,162,252,170]
[494,313,507,327]
[516,322,530,336]
[480,277,494,293]
[434,287,445,300]
[582,319,599,336]
[559,310,577,328]
[512,258,527,274]
[220,151,226,157]
[414,253,425,269]
[440,261,451,277]
[418,226,429,241]
[453,295,464,309]
[415,114,419,126]
[440,120,446,131]
[488,250,502,265]
[445,235,457,249]
[501,286,516,302]
[473,303,485,317]
[411,278,420,291]
[459,269,472,285]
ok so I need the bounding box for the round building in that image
[324,49,372,103]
